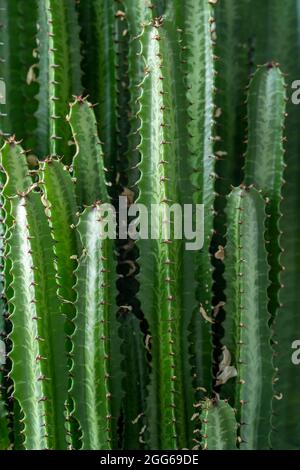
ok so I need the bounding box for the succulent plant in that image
[0,0,299,451]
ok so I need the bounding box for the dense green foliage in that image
[0,0,299,450]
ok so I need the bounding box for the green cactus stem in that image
[222,186,273,450]
[8,191,68,449]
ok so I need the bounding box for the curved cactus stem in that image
[244,64,286,321]
[36,0,72,162]
[71,203,121,450]
[201,398,237,450]
[222,186,273,449]
[8,191,68,450]
[67,98,108,209]
[120,313,149,450]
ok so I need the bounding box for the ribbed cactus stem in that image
[8,191,68,449]
[222,186,273,450]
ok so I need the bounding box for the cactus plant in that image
[244,64,286,322]
[222,186,273,449]
[0,0,300,451]
[8,191,68,450]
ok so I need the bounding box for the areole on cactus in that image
[0,0,299,452]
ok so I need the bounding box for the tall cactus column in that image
[222,187,273,450]
[136,19,192,449]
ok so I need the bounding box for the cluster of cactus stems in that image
[0,0,299,451]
